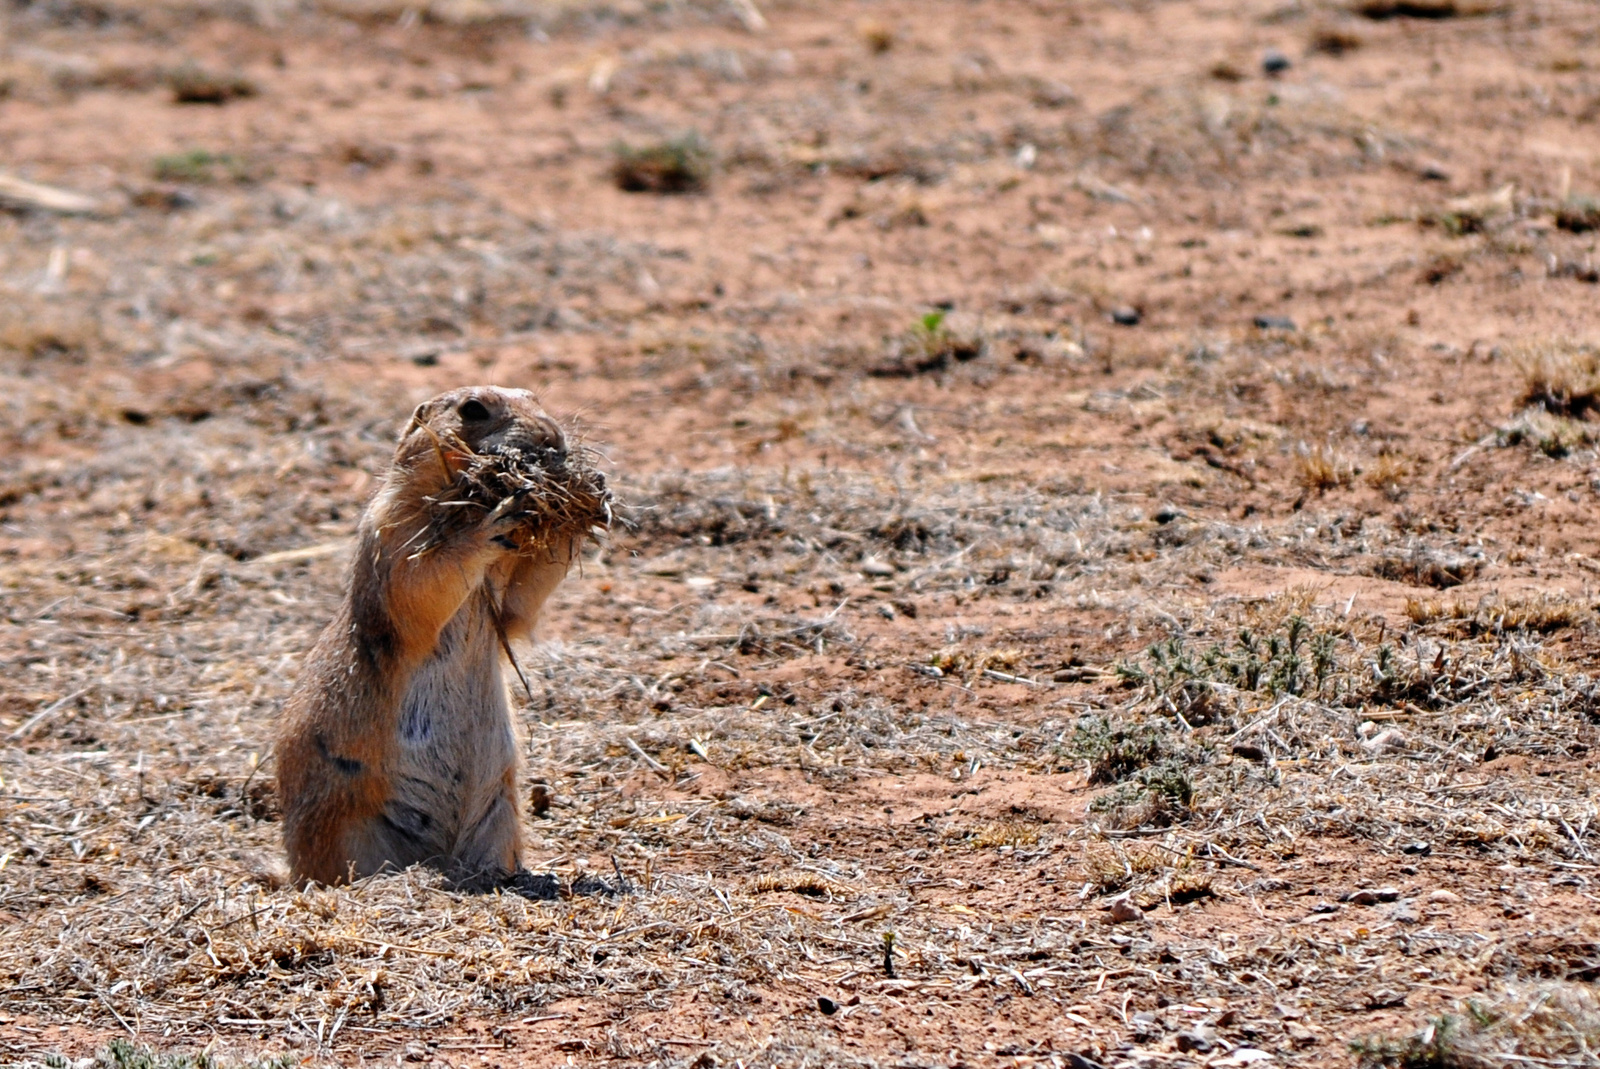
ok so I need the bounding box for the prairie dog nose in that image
[495,411,566,459]
[527,413,566,456]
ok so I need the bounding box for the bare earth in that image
[4,1,1600,1067]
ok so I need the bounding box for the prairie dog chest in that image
[395,606,518,814]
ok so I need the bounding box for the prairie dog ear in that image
[400,399,446,442]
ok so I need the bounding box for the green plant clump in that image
[152,149,253,184]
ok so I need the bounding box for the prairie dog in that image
[277,386,608,889]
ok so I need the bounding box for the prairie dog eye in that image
[458,399,492,422]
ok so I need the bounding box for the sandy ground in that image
[5,0,1600,1066]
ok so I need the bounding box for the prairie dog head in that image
[395,386,566,494]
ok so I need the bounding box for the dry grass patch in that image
[1498,409,1596,458]
[1294,443,1357,494]
[1355,983,1600,1068]
[1515,342,1600,419]
[960,822,1041,850]
[1365,452,1412,498]
[1079,840,1170,897]
[1406,592,1592,634]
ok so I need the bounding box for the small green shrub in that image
[151,149,253,184]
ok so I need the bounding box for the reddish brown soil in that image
[6,1,1600,1067]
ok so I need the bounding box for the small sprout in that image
[151,149,253,184]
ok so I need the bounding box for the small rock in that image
[1154,504,1185,524]
[1344,886,1400,905]
[1064,1055,1107,1069]
[1231,743,1268,762]
[1110,307,1141,327]
[1175,1027,1218,1053]
[1427,888,1461,904]
[1418,161,1451,181]
[1362,728,1407,754]
[1054,665,1097,682]
[817,996,838,1015]
[1031,79,1078,109]
[402,1044,429,1063]
[1262,49,1292,75]
[1401,840,1432,856]
[1253,314,1297,331]
[1389,901,1422,924]
[1107,897,1143,923]
[860,558,895,577]
[1308,901,1340,914]
[876,603,896,620]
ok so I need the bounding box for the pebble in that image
[1362,728,1407,754]
[817,996,838,1015]
[1344,887,1400,905]
[1261,49,1291,75]
[1108,897,1143,923]
[1110,307,1141,327]
[1401,840,1433,856]
[860,558,895,577]
[1154,504,1185,524]
[1031,79,1078,108]
[1427,889,1461,904]
[1389,901,1422,924]
[1253,314,1297,331]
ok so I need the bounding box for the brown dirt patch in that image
[5,1,1600,1067]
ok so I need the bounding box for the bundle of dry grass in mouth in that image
[410,438,613,561]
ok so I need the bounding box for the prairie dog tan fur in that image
[277,386,607,889]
